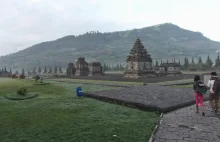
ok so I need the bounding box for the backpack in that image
[195,81,207,95]
[212,77,220,93]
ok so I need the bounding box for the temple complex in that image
[88,62,104,76]
[75,57,89,76]
[124,37,155,78]
[66,63,76,76]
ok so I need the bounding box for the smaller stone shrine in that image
[75,57,89,76]
[124,37,155,78]
[88,62,104,76]
[66,63,76,76]
[154,62,166,75]
[160,61,182,75]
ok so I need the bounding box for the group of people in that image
[193,72,219,116]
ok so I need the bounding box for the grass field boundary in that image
[4,93,39,100]
[83,93,209,113]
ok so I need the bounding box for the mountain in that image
[0,23,220,71]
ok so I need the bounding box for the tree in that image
[43,66,47,74]
[215,53,220,67]
[9,68,12,74]
[15,70,19,75]
[49,66,52,74]
[22,68,25,75]
[33,67,36,74]
[205,55,213,67]
[155,60,159,66]
[184,57,189,69]
[59,66,63,73]
[191,57,195,67]
[38,67,41,74]
[103,63,107,71]
[188,57,196,71]
[4,66,7,72]
[198,56,203,64]
[178,59,181,65]
[196,56,205,70]
[54,66,58,73]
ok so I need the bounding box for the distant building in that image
[66,63,76,76]
[124,37,155,78]
[75,57,89,76]
[88,62,104,76]
[160,62,182,75]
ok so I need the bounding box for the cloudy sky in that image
[0,0,220,56]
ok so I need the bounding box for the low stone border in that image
[4,94,39,101]
[161,82,193,86]
[83,93,160,112]
[148,113,163,142]
[83,93,209,113]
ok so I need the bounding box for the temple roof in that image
[89,62,101,66]
[75,57,88,65]
[126,37,152,62]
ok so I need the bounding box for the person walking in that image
[207,72,219,112]
[193,75,207,116]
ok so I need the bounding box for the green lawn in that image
[0,78,159,142]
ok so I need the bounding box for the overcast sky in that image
[0,0,220,56]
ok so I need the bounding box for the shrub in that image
[17,88,28,96]
[11,74,18,78]
[35,75,40,82]
[19,74,25,79]
[188,67,197,71]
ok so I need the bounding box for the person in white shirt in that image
[207,72,219,112]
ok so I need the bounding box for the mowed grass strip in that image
[152,79,193,85]
[46,78,143,86]
[0,78,159,142]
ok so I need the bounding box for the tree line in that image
[103,54,220,71]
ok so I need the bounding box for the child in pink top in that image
[193,75,207,116]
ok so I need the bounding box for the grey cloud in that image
[0,0,220,56]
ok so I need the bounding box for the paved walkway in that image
[86,85,195,112]
[153,102,220,142]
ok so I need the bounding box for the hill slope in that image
[0,23,220,70]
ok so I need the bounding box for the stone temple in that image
[124,37,155,78]
[75,57,89,76]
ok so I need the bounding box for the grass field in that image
[0,78,159,142]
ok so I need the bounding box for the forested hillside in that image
[0,23,220,71]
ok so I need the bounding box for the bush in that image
[19,74,25,79]
[35,75,40,82]
[11,74,18,78]
[17,88,28,96]
[188,67,197,71]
